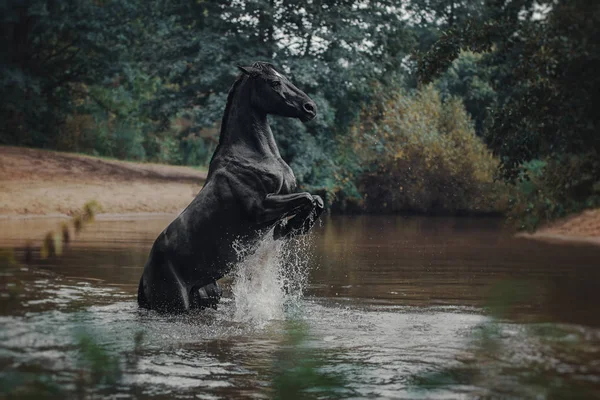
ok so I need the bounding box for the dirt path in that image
[0,146,206,216]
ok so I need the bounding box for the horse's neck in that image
[219,85,280,160]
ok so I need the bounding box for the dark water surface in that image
[1,215,599,399]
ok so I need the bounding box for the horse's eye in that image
[270,81,281,88]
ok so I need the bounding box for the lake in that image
[1,215,599,399]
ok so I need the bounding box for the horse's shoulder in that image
[208,155,296,195]
[198,168,239,204]
[210,162,258,185]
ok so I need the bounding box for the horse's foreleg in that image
[250,192,317,224]
[273,195,324,240]
[227,175,317,224]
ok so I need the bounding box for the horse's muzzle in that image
[299,101,317,122]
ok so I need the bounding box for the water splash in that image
[230,229,315,327]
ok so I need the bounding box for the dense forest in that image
[1,0,598,228]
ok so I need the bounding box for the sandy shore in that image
[518,209,600,246]
[0,146,206,216]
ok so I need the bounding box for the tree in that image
[406,0,496,131]
[1,0,419,205]
[407,0,489,56]
[418,0,600,223]
[436,51,496,135]
[141,0,415,194]
[0,0,137,146]
[408,0,489,29]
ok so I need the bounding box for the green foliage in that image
[407,0,489,29]
[1,0,417,180]
[435,51,496,135]
[0,329,145,399]
[407,0,490,60]
[272,321,348,399]
[508,155,600,230]
[410,279,600,399]
[0,0,137,146]
[3,0,598,222]
[351,85,504,214]
[75,333,122,387]
[418,0,600,224]
[485,0,600,182]
[140,0,416,178]
[0,371,65,400]
[1,224,144,398]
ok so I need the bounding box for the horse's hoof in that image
[312,195,324,210]
[192,281,222,310]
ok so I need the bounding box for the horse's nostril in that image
[303,102,316,114]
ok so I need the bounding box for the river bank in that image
[0,146,206,217]
[1,146,599,246]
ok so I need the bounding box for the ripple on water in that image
[2,285,600,398]
[2,216,600,398]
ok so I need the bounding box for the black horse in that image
[138,62,324,313]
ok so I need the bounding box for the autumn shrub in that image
[350,85,506,214]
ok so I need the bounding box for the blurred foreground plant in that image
[0,198,150,399]
[409,279,600,398]
[37,200,102,260]
[1,201,102,312]
[272,321,349,399]
[0,329,145,400]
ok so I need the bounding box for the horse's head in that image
[237,62,317,122]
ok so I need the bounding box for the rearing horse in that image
[138,62,324,313]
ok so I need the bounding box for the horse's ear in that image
[237,65,261,77]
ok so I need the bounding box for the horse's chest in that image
[265,161,296,195]
[279,164,297,194]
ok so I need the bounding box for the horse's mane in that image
[218,74,246,147]
[208,62,280,169]
[208,73,246,168]
[252,61,280,75]
[217,62,279,146]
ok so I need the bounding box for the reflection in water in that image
[1,215,600,398]
[311,216,600,326]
